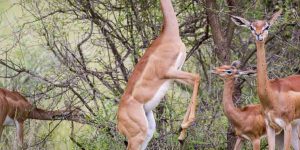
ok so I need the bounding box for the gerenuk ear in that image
[231,15,251,27]
[231,60,241,68]
[268,9,282,26]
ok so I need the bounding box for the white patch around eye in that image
[220,73,226,76]
[225,70,233,75]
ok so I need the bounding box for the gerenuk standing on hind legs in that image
[116,0,200,149]
[232,9,300,150]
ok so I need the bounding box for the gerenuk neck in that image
[160,0,179,38]
[222,78,241,124]
[256,40,271,106]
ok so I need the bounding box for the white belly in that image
[144,80,171,112]
[175,51,186,70]
[3,116,15,126]
[143,49,186,112]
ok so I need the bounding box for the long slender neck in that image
[28,108,86,124]
[256,41,271,105]
[160,0,179,37]
[222,79,241,122]
[28,108,71,120]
